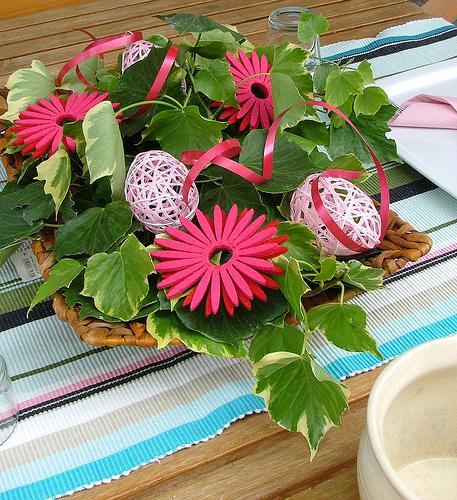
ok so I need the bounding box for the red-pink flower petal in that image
[210,268,221,314]
[220,267,239,307]
[190,268,213,311]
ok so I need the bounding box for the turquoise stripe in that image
[325,25,456,60]
[0,379,257,491]
[0,394,265,500]
[324,314,457,380]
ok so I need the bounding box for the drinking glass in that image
[0,355,18,446]
[266,7,321,64]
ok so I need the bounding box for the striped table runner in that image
[1,18,457,499]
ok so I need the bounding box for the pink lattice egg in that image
[124,151,199,234]
[121,40,153,72]
[290,174,381,256]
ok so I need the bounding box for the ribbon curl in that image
[181,100,390,253]
[57,31,179,117]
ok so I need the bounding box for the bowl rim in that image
[366,335,457,498]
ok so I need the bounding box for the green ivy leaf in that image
[354,87,389,117]
[308,303,381,357]
[194,60,237,106]
[29,259,84,312]
[270,73,314,129]
[35,148,71,215]
[143,105,226,158]
[54,201,132,258]
[325,154,370,182]
[158,13,245,42]
[83,101,126,200]
[190,29,252,60]
[175,290,288,345]
[256,43,313,97]
[199,171,265,215]
[0,187,44,250]
[275,255,310,322]
[1,60,55,122]
[313,62,334,93]
[343,260,384,291]
[249,323,305,364]
[146,310,247,357]
[329,105,399,164]
[13,181,54,224]
[330,95,354,129]
[313,257,337,283]
[357,60,374,85]
[82,234,154,321]
[239,129,315,193]
[253,348,349,458]
[325,69,363,107]
[276,221,321,271]
[297,12,329,44]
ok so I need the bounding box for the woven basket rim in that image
[1,125,433,348]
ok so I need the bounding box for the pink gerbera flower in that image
[11,91,110,159]
[152,204,288,317]
[214,50,274,131]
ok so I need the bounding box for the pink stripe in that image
[10,345,187,415]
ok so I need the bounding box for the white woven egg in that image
[124,151,199,234]
[290,173,381,256]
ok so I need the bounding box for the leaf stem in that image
[338,281,345,305]
[186,60,212,118]
[160,95,184,108]
[118,100,179,115]
[43,223,62,229]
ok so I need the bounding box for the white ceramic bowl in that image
[357,336,457,500]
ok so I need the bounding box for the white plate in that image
[376,58,457,198]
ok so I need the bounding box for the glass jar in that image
[0,355,18,446]
[266,6,321,60]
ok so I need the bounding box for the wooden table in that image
[0,0,429,497]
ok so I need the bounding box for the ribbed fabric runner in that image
[1,17,457,499]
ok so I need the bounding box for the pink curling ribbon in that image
[56,31,179,117]
[131,45,180,117]
[56,31,143,88]
[182,100,390,253]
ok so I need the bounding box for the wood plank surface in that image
[2,0,428,497]
[0,0,427,82]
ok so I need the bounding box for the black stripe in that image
[371,178,437,203]
[0,301,54,332]
[336,27,457,64]
[18,349,196,420]
[385,248,457,284]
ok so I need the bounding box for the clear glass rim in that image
[0,355,7,386]
[268,6,314,32]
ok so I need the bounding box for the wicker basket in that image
[1,119,433,348]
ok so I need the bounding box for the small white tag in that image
[10,242,41,282]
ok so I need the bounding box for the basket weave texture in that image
[1,119,433,348]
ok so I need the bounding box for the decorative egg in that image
[290,173,381,256]
[124,151,199,234]
[121,40,153,73]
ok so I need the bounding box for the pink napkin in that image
[389,94,457,129]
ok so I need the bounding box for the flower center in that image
[250,82,270,100]
[209,245,233,266]
[55,113,78,126]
